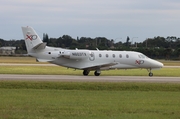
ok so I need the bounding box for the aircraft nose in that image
[151,60,164,68]
[158,62,164,68]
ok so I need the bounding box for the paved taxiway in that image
[0,63,179,83]
[0,74,179,83]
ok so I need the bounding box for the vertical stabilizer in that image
[22,26,43,53]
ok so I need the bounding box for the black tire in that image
[83,70,89,76]
[149,72,153,77]
[94,71,100,76]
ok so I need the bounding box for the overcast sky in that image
[1,0,180,42]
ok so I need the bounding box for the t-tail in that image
[22,26,46,54]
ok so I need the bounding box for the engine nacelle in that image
[61,50,90,60]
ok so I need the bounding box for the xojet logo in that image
[26,35,37,41]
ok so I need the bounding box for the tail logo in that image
[26,35,37,41]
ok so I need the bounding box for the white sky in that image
[1,0,180,42]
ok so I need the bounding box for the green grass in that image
[0,81,180,91]
[158,60,180,66]
[0,65,180,76]
[0,81,180,119]
[0,56,47,64]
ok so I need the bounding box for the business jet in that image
[22,26,163,77]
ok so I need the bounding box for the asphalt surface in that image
[0,74,179,83]
[0,63,179,83]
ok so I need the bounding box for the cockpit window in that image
[138,54,148,59]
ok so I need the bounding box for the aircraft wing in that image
[82,62,118,70]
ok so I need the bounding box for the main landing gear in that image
[83,70,101,76]
[83,70,90,76]
[147,69,153,77]
[94,70,101,76]
[83,69,154,77]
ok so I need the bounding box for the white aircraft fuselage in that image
[22,26,163,76]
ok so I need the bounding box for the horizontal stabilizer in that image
[36,58,53,62]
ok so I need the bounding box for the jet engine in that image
[60,50,90,60]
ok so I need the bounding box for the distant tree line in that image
[0,35,180,60]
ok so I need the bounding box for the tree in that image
[126,36,130,47]
[43,33,49,45]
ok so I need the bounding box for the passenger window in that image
[119,54,122,58]
[106,54,109,58]
[112,54,115,58]
[99,54,102,57]
[126,54,129,58]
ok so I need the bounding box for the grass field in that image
[0,56,180,119]
[0,81,180,119]
[0,56,46,64]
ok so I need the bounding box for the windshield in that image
[138,54,148,59]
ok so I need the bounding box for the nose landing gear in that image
[149,72,153,77]
[147,69,153,77]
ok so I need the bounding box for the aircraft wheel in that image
[94,71,100,76]
[83,70,89,76]
[149,72,153,77]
